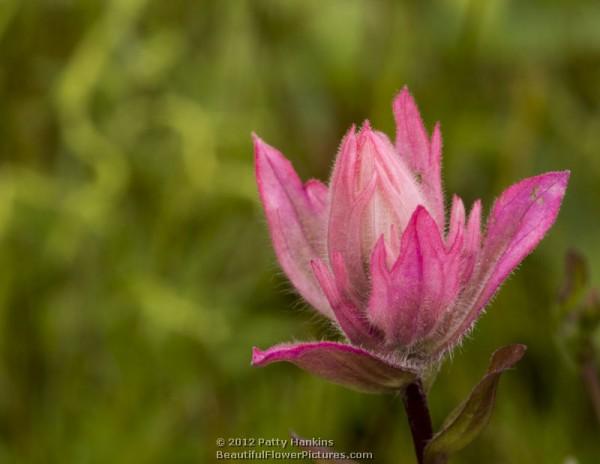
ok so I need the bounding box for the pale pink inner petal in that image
[328,124,430,306]
[327,127,372,301]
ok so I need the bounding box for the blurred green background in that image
[1,0,599,462]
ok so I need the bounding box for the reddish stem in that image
[403,381,434,464]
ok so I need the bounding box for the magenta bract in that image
[252,87,569,392]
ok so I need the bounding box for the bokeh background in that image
[1,0,600,462]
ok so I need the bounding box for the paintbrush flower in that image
[251,87,569,393]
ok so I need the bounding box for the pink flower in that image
[251,87,569,393]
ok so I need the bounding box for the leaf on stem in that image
[423,344,527,464]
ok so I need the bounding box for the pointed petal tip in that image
[251,132,265,151]
[536,169,570,187]
[523,170,570,206]
[556,169,571,185]
[489,343,527,373]
[541,169,570,180]
[370,234,389,270]
[467,198,482,233]
[431,121,443,145]
[399,85,410,97]
[357,120,375,142]
[401,205,424,233]
[515,343,527,354]
[337,124,357,153]
[414,204,445,247]
[253,136,299,182]
[252,135,296,168]
[252,134,271,162]
[414,204,433,223]
[341,124,357,140]
[251,346,266,366]
[393,85,416,109]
